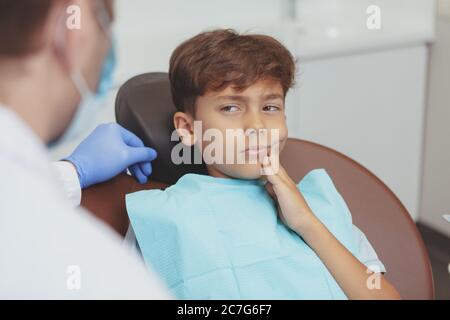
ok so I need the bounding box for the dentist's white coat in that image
[0,106,172,299]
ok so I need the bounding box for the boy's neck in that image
[206,165,268,185]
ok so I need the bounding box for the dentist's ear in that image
[173,112,196,146]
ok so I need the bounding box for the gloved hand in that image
[64,123,157,189]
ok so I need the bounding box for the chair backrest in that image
[115,72,207,184]
[82,72,434,299]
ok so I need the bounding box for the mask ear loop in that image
[57,0,116,99]
[70,70,92,98]
[94,0,113,44]
[92,0,116,96]
[52,6,91,98]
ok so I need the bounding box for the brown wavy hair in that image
[169,29,296,114]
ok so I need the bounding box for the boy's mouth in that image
[243,147,268,156]
[241,142,279,156]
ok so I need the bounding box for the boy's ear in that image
[173,112,196,146]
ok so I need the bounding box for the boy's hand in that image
[261,154,402,300]
[261,155,315,235]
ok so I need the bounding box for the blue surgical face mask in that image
[96,41,117,99]
[48,2,116,149]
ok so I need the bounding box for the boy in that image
[126,29,400,299]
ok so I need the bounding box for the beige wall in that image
[420,17,450,236]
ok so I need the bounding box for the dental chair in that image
[81,72,434,299]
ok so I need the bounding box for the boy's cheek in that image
[271,124,288,148]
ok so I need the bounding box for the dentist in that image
[0,0,171,298]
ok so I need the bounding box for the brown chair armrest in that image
[80,173,167,237]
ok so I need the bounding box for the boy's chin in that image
[214,163,265,180]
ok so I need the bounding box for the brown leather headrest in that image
[115,72,207,184]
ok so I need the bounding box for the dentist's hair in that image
[169,28,296,114]
[0,0,114,57]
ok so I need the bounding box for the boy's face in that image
[174,78,288,179]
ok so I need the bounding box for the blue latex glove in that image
[64,123,157,189]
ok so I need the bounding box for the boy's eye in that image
[263,105,281,112]
[221,105,240,113]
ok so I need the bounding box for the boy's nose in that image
[244,112,265,132]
